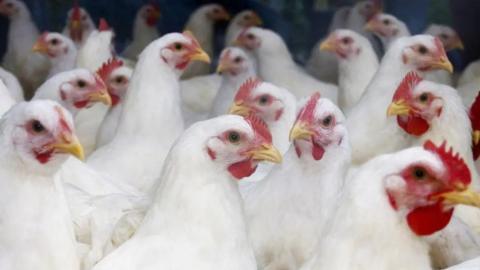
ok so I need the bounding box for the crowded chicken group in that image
[0,0,480,269]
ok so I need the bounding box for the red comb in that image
[96,58,124,81]
[296,92,321,123]
[469,91,480,160]
[245,113,272,144]
[423,140,471,186]
[71,0,81,21]
[98,18,110,31]
[234,77,261,103]
[392,71,423,101]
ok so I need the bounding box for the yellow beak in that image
[289,121,314,141]
[431,57,454,73]
[248,143,282,163]
[437,186,480,208]
[252,13,263,26]
[319,38,336,52]
[473,130,480,145]
[50,134,85,161]
[364,20,377,32]
[190,49,211,64]
[229,102,251,116]
[387,100,411,117]
[88,90,112,106]
[32,41,48,53]
[453,39,464,50]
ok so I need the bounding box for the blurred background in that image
[1,0,479,70]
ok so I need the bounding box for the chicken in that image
[386,72,480,267]
[346,35,453,165]
[458,77,480,108]
[33,32,78,78]
[0,66,24,101]
[344,0,381,51]
[62,2,96,48]
[32,69,111,117]
[319,29,379,112]
[0,100,83,270]
[182,4,230,79]
[301,141,480,270]
[92,114,281,270]
[236,27,338,103]
[444,257,480,270]
[365,13,411,51]
[305,1,379,83]
[423,24,464,86]
[95,59,133,148]
[86,32,211,194]
[225,10,262,46]
[245,93,351,270]
[210,47,256,117]
[122,3,161,61]
[0,0,50,99]
[229,78,297,187]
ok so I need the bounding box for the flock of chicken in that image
[1,0,480,269]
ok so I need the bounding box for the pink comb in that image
[423,140,471,186]
[234,77,262,103]
[296,92,321,123]
[182,30,201,49]
[98,18,110,31]
[245,113,272,144]
[96,58,124,81]
[392,71,423,101]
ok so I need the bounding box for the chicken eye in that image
[440,33,449,40]
[115,76,125,84]
[322,115,333,127]
[247,33,255,40]
[228,131,241,144]
[31,120,45,133]
[419,93,429,103]
[77,80,86,88]
[50,38,59,45]
[413,167,427,180]
[418,45,428,55]
[342,37,351,44]
[234,56,243,63]
[383,19,390,25]
[174,43,183,50]
[258,95,269,105]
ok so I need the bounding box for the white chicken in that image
[86,32,211,194]
[365,13,411,51]
[62,3,96,48]
[0,67,24,101]
[458,60,480,87]
[0,0,50,99]
[225,10,263,46]
[95,58,133,148]
[305,0,380,83]
[229,78,297,186]
[245,93,351,270]
[122,3,161,61]
[236,27,338,103]
[182,4,230,79]
[0,100,83,270]
[32,69,111,116]
[33,32,78,78]
[91,114,282,270]
[301,141,480,270]
[346,35,453,164]
[319,29,379,112]
[0,79,16,116]
[210,46,256,117]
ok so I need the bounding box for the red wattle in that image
[397,115,430,136]
[74,100,89,109]
[406,202,454,236]
[473,144,480,161]
[35,149,54,164]
[228,159,257,180]
[312,141,325,160]
[110,94,120,107]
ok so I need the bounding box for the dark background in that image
[1,0,479,69]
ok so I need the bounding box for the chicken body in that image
[0,67,24,101]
